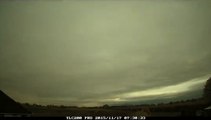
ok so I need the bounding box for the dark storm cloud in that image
[0,0,211,106]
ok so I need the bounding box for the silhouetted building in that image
[0,90,31,117]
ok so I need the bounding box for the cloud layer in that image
[0,0,211,106]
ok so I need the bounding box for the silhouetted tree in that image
[102,104,109,108]
[203,77,211,101]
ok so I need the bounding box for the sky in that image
[0,0,211,107]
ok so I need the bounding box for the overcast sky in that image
[0,0,211,107]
